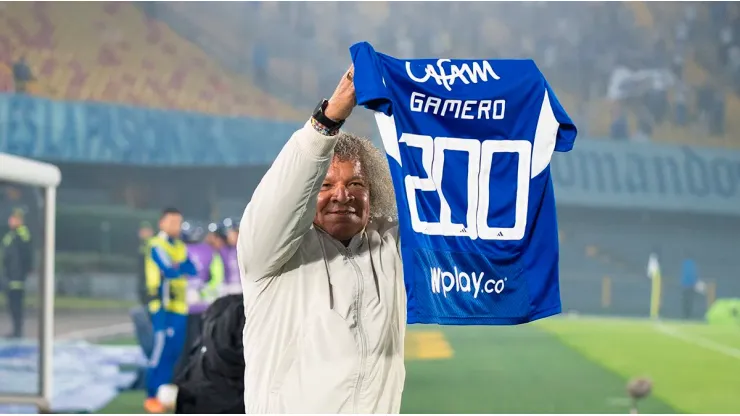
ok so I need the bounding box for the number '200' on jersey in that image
[350,42,577,325]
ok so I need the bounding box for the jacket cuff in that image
[296,119,339,160]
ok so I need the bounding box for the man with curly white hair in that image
[238,65,406,414]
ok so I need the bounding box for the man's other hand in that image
[324,65,356,122]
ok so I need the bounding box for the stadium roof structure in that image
[0,152,61,188]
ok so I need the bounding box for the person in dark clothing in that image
[681,258,699,319]
[137,222,155,307]
[0,185,40,242]
[159,294,245,414]
[708,89,726,137]
[12,56,34,93]
[172,220,218,383]
[130,221,155,381]
[2,208,33,338]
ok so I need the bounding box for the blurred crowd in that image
[2,1,739,144]
[156,1,740,144]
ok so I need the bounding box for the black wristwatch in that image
[312,99,345,131]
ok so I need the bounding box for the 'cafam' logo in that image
[405,59,501,92]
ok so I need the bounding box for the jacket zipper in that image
[346,247,368,412]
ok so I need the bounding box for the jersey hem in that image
[407,304,561,326]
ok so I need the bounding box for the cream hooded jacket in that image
[238,121,407,414]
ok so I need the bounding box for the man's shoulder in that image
[366,217,400,254]
[367,216,399,236]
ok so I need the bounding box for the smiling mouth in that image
[328,210,356,215]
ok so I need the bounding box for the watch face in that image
[314,99,327,117]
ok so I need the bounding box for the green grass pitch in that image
[98,316,740,414]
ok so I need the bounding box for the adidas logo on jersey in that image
[430,267,506,299]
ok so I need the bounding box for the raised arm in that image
[238,66,357,279]
[238,122,338,278]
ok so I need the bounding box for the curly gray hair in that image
[333,132,397,219]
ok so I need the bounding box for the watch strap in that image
[311,99,344,136]
[310,116,338,136]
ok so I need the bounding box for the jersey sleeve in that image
[350,42,393,116]
[545,81,577,152]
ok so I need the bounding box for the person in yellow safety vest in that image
[144,207,197,414]
[1,208,32,338]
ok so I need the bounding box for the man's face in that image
[314,158,370,243]
[227,229,238,246]
[139,227,153,240]
[8,215,20,229]
[159,213,183,239]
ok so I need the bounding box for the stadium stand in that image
[142,2,739,147]
[1,3,739,412]
[3,2,736,145]
[0,1,302,119]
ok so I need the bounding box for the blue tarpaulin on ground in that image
[0,339,145,413]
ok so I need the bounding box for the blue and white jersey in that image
[350,42,577,325]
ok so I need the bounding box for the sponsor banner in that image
[552,139,740,216]
[0,93,298,166]
[2,94,738,215]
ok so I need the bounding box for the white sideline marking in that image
[654,323,740,360]
[557,312,680,324]
[56,322,133,341]
[552,314,740,360]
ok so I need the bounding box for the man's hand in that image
[324,65,356,122]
